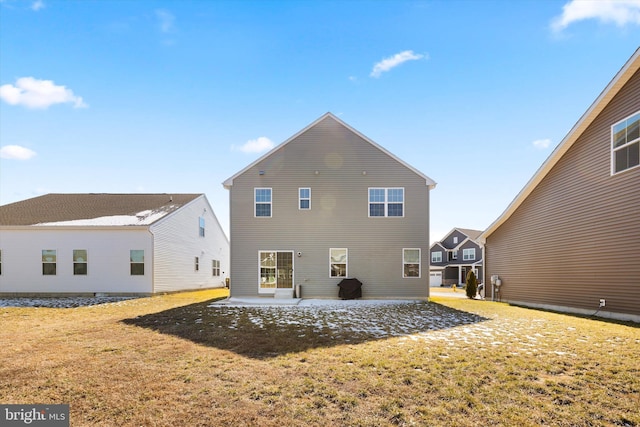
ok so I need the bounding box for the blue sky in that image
[1,0,639,242]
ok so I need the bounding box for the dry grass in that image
[1,290,638,426]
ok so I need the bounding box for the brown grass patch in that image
[1,290,638,426]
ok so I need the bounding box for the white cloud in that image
[370,50,427,78]
[0,77,87,109]
[232,137,275,154]
[31,0,44,11]
[0,145,37,160]
[551,0,640,32]
[532,138,552,149]
[155,9,175,33]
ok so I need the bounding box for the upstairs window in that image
[73,250,88,275]
[199,217,205,237]
[130,250,145,275]
[42,250,57,275]
[299,188,311,210]
[369,188,404,217]
[255,188,272,217]
[612,111,639,174]
[453,236,458,244]
[431,251,442,263]
[463,248,476,261]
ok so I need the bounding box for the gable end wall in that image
[485,69,640,319]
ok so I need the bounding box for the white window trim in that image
[330,248,348,278]
[611,110,640,175]
[42,249,57,276]
[368,187,405,218]
[254,188,273,218]
[463,248,476,261]
[212,259,221,277]
[299,187,311,210]
[73,249,88,276]
[403,248,421,278]
[431,251,442,263]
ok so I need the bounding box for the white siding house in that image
[0,193,229,296]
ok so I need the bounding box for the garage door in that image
[429,272,442,287]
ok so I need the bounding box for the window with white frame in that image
[403,248,420,278]
[330,248,347,277]
[463,248,476,261]
[42,249,56,275]
[73,249,88,275]
[453,236,458,244]
[199,216,205,237]
[431,251,442,263]
[369,188,404,217]
[212,259,220,276]
[299,188,311,210]
[255,188,272,217]
[130,250,144,275]
[452,250,458,260]
[612,111,639,174]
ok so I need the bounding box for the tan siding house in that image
[480,49,640,322]
[224,113,436,299]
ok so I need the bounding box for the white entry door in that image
[258,251,293,294]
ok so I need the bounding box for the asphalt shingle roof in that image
[0,193,201,226]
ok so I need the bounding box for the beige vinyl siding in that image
[229,116,430,298]
[485,68,640,319]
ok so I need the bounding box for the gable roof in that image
[223,112,436,189]
[480,48,640,243]
[0,193,202,226]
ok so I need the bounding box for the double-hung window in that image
[463,248,476,261]
[612,111,639,174]
[431,251,442,263]
[130,250,145,275]
[299,188,311,210]
[73,250,88,275]
[255,188,272,217]
[369,188,404,217]
[403,248,420,278]
[212,259,220,276]
[42,250,57,275]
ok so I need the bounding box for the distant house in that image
[0,193,229,296]
[429,228,483,287]
[479,49,640,322]
[223,112,436,299]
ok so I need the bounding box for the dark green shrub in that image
[465,270,478,299]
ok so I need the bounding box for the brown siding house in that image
[479,49,640,322]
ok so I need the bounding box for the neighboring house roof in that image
[456,228,482,241]
[430,228,483,250]
[480,47,640,243]
[0,193,202,226]
[223,112,437,189]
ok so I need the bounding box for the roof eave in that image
[479,48,640,243]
